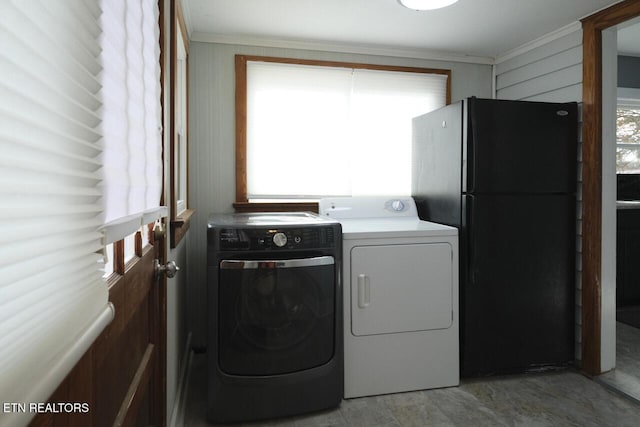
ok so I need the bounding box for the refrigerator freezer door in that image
[462,194,575,376]
[412,101,464,227]
[466,98,578,194]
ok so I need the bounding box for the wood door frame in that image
[581,0,640,376]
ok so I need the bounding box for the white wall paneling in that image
[495,30,583,102]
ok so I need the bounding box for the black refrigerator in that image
[412,97,578,377]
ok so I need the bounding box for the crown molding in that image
[494,21,582,64]
[189,32,495,65]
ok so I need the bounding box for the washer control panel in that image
[218,226,336,251]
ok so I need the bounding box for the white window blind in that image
[100,0,163,275]
[0,0,163,422]
[246,61,448,199]
[0,1,112,425]
[100,0,163,243]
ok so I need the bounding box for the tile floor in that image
[184,352,640,426]
[598,321,640,402]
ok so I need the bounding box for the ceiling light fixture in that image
[398,0,459,11]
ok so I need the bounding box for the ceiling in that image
[618,17,640,56]
[183,0,627,61]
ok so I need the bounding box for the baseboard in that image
[169,332,193,427]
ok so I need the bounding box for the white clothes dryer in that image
[319,197,459,398]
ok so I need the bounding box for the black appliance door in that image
[466,98,578,194]
[218,256,335,376]
[412,101,464,226]
[462,194,575,376]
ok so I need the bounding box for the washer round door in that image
[217,256,336,376]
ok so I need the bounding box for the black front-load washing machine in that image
[207,212,343,423]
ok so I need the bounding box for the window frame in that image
[169,0,194,246]
[234,55,451,213]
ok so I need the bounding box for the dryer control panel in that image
[319,196,418,219]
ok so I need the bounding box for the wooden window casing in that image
[169,0,194,246]
[234,55,452,213]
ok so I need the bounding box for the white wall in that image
[601,27,618,373]
[187,42,493,347]
[494,24,620,372]
[160,0,191,421]
[167,236,189,425]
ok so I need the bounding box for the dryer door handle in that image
[357,274,371,308]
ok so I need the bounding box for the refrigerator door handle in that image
[466,195,477,285]
[466,98,477,193]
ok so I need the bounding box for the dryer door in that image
[350,243,453,336]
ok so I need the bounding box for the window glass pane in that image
[616,147,640,174]
[616,106,640,174]
[101,231,149,276]
[350,69,447,195]
[142,224,151,249]
[246,61,447,199]
[247,62,352,198]
[103,243,115,278]
[176,25,188,213]
[124,233,136,263]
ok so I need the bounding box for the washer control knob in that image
[272,232,288,247]
[391,200,405,211]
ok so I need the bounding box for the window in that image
[169,1,193,247]
[235,56,450,209]
[100,0,164,270]
[176,25,188,214]
[617,88,640,174]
